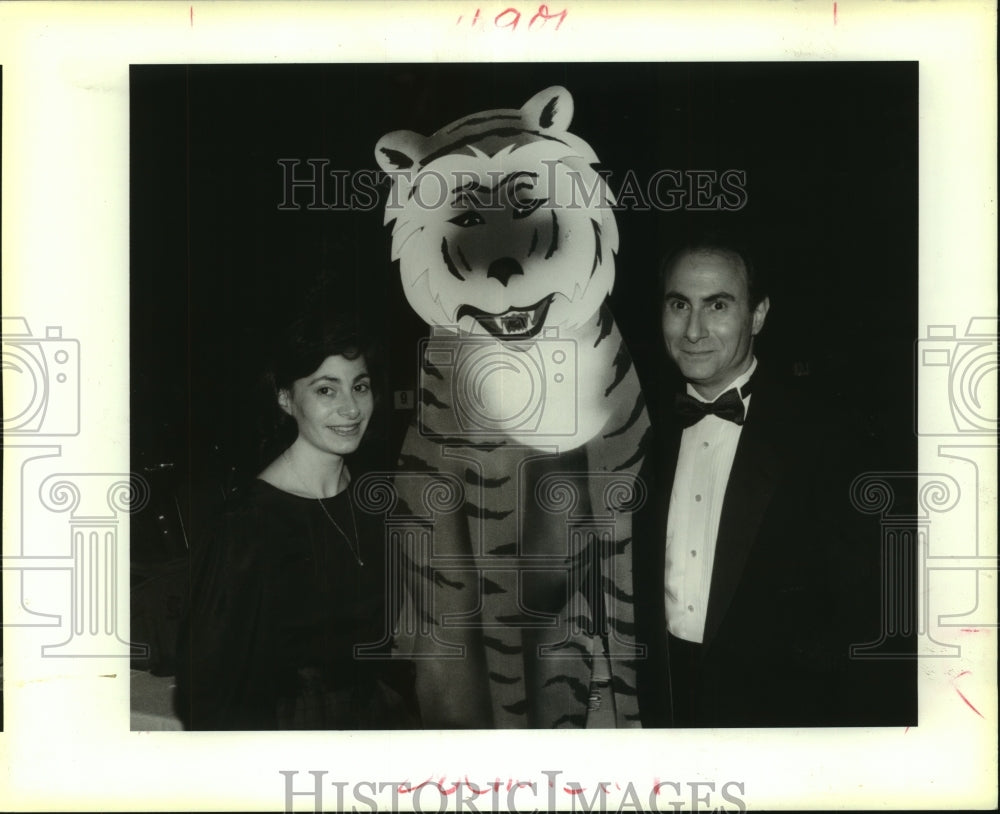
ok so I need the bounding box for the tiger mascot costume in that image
[375,86,649,728]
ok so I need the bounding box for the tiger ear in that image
[521,86,574,133]
[375,130,426,178]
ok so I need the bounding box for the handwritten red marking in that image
[462,777,483,795]
[459,5,564,31]
[960,628,983,632]
[566,787,586,795]
[952,671,985,719]
[956,686,985,718]
[400,778,462,795]
[530,4,567,29]
[189,6,193,27]
[833,2,837,24]
[496,8,521,30]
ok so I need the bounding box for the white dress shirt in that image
[664,359,757,643]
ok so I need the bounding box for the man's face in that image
[661,249,769,400]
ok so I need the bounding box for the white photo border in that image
[1,1,997,811]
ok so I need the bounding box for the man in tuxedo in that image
[634,235,913,728]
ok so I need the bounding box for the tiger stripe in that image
[394,313,647,727]
[418,127,573,168]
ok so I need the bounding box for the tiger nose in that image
[487,258,524,287]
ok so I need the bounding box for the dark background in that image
[130,62,917,568]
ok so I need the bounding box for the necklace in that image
[283,451,364,566]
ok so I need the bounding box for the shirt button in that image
[694,494,702,502]
[690,550,697,557]
[702,441,709,448]
[687,604,695,612]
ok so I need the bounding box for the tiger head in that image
[375,86,618,341]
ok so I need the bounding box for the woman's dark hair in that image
[257,310,385,468]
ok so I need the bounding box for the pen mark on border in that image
[953,671,985,719]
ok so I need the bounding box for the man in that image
[634,235,913,727]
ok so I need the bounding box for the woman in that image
[174,313,418,729]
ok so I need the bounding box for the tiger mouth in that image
[456,296,554,340]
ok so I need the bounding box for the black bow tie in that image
[673,383,751,428]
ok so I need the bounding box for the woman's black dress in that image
[174,479,418,729]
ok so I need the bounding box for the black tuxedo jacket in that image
[634,366,915,727]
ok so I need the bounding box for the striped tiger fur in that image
[376,86,649,728]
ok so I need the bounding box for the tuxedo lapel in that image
[637,419,681,629]
[658,421,683,518]
[701,383,782,650]
[632,407,682,726]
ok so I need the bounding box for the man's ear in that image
[751,296,770,336]
[277,389,292,416]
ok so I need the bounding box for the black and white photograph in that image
[129,62,918,732]
[1,2,996,812]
